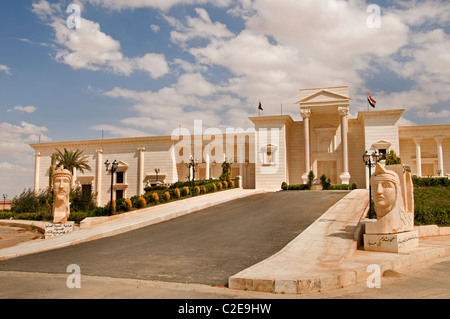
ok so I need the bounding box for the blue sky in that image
[1,0,450,197]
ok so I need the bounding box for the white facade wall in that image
[30,87,450,206]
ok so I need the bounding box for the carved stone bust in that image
[366,163,414,234]
[52,167,72,224]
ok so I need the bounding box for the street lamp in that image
[154,168,160,185]
[2,194,7,210]
[186,156,199,195]
[362,150,380,219]
[105,159,119,216]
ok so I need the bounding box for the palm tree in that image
[55,148,92,174]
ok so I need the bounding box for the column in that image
[301,108,311,184]
[413,137,422,177]
[205,153,210,180]
[95,148,103,206]
[137,146,146,196]
[34,152,41,194]
[435,136,445,177]
[72,167,77,188]
[338,106,350,184]
[238,144,244,181]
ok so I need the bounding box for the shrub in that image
[69,211,88,224]
[144,185,168,193]
[182,186,190,196]
[412,176,450,188]
[174,188,181,199]
[329,184,350,190]
[351,182,358,190]
[223,181,228,189]
[201,186,206,194]
[217,182,222,190]
[283,184,309,190]
[308,171,315,190]
[11,188,51,214]
[194,186,201,196]
[123,199,132,212]
[151,193,159,203]
[385,151,402,165]
[414,187,450,226]
[229,180,235,188]
[281,182,288,190]
[136,196,146,209]
[106,200,116,213]
[320,174,331,190]
[164,191,170,202]
[220,159,231,182]
[211,183,217,192]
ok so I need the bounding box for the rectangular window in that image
[116,171,124,184]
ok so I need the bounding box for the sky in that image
[0,0,449,197]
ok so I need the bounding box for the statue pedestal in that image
[364,231,419,253]
[45,222,74,239]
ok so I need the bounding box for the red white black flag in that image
[367,93,376,108]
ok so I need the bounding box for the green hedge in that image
[412,176,450,188]
[414,186,450,226]
[281,182,353,191]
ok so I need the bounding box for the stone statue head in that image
[52,167,72,223]
[366,163,413,234]
[371,164,401,218]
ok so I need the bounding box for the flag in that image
[258,101,263,111]
[367,93,376,108]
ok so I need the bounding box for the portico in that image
[297,87,352,185]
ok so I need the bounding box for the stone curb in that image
[228,189,450,295]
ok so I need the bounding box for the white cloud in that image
[133,53,169,79]
[150,24,160,33]
[0,64,12,75]
[0,121,51,149]
[166,8,234,46]
[7,106,37,113]
[90,124,151,138]
[85,0,232,11]
[33,1,169,78]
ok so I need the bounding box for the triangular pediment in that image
[299,90,351,103]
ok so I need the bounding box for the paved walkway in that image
[0,188,265,261]
[1,188,450,297]
[0,191,349,287]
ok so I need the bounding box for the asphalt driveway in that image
[0,191,349,286]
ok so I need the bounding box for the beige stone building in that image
[30,86,450,206]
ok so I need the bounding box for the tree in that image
[48,152,58,189]
[385,151,402,165]
[307,171,315,190]
[219,158,231,182]
[55,148,92,174]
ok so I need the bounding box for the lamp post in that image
[155,168,160,185]
[186,156,199,195]
[2,194,6,210]
[362,150,380,219]
[105,159,119,216]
